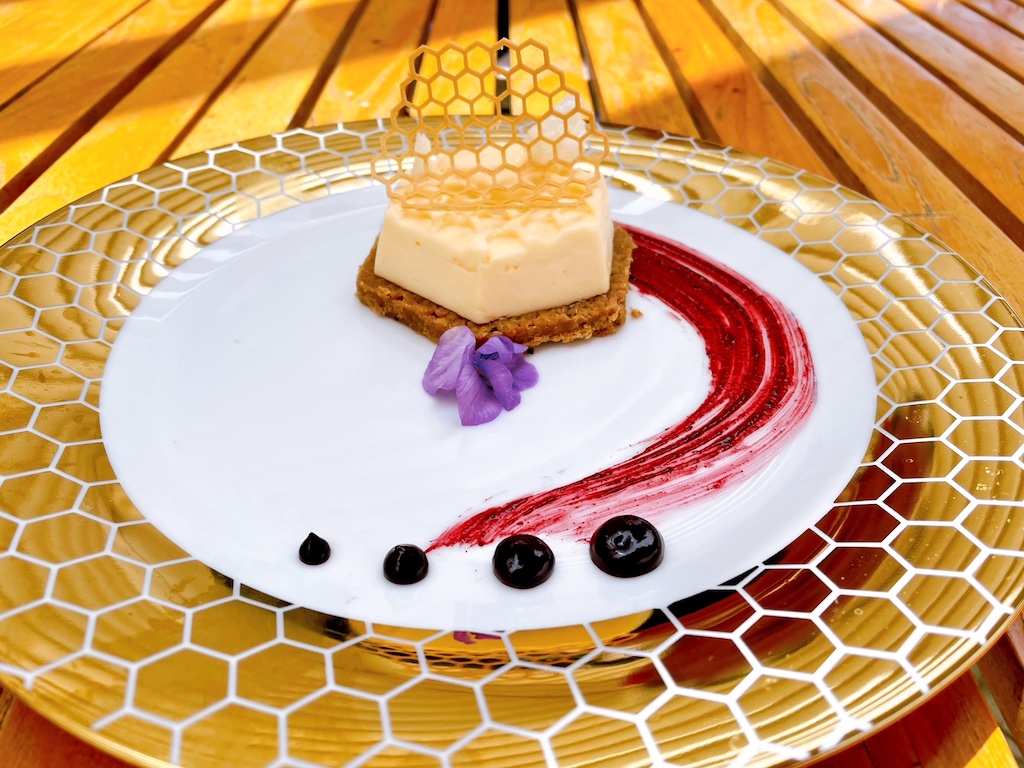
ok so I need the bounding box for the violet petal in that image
[477,335,519,364]
[508,356,539,391]
[423,326,476,395]
[455,361,503,426]
[476,355,521,411]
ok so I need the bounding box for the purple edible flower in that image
[423,326,539,426]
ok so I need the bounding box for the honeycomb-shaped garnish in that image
[371,39,609,210]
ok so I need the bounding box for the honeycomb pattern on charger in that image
[0,122,1023,767]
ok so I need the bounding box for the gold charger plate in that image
[1,121,1024,768]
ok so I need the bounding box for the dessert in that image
[589,516,664,578]
[359,39,633,346]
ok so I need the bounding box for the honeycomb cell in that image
[191,600,278,655]
[881,438,962,480]
[833,254,890,287]
[508,623,596,667]
[822,594,917,651]
[19,513,109,562]
[0,393,35,431]
[887,478,970,522]
[0,330,62,367]
[37,306,103,343]
[0,603,88,669]
[237,643,327,707]
[362,747,442,768]
[484,667,576,730]
[0,556,50,612]
[974,554,1024,602]
[0,297,36,332]
[943,381,1017,418]
[818,545,907,592]
[741,616,835,674]
[53,555,145,610]
[898,574,993,631]
[56,250,118,286]
[452,730,547,768]
[135,648,229,720]
[34,656,130,723]
[11,365,86,404]
[61,339,110,378]
[550,713,651,768]
[149,560,232,608]
[288,692,383,766]
[738,676,839,744]
[954,459,1024,502]
[656,635,750,695]
[14,274,78,308]
[649,696,747,766]
[77,284,138,319]
[180,704,280,768]
[112,522,189,563]
[964,504,1024,550]
[891,526,981,572]
[0,431,57,474]
[33,402,101,443]
[816,504,901,542]
[284,606,359,649]
[332,640,421,695]
[93,600,186,662]
[746,568,834,613]
[388,679,482,749]
[0,471,81,519]
[0,517,15,549]
[79,482,143,523]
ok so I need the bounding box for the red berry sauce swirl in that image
[429,225,816,549]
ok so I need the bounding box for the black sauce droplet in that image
[492,534,554,589]
[299,532,331,565]
[590,515,663,577]
[383,544,429,585]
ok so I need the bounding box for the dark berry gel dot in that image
[590,515,664,577]
[492,534,554,589]
[299,532,331,565]
[383,544,429,585]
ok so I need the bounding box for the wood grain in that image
[308,0,434,125]
[636,0,832,177]
[413,0,499,115]
[508,0,594,112]
[0,0,219,203]
[0,0,150,107]
[573,0,699,136]
[173,0,363,156]
[704,0,1024,295]
[0,0,293,244]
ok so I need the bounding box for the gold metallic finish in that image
[1,122,1024,767]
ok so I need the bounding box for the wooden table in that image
[2,0,1024,766]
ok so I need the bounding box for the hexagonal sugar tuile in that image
[370,39,609,212]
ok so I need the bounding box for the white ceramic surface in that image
[99,187,875,630]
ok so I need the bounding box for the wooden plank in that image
[838,0,1024,141]
[897,670,1019,767]
[776,0,1024,236]
[977,618,1024,751]
[704,0,1024,291]
[308,0,434,126]
[413,0,499,116]
[0,686,130,768]
[0,0,292,245]
[508,0,593,112]
[0,0,218,200]
[0,0,147,107]
[174,0,363,156]
[637,0,833,178]
[898,0,1024,86]
[573,0,700,136]
[957,0,1024,38]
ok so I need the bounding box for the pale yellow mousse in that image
[373,175,613,324]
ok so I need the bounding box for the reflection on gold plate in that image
[1,121,1024,768]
